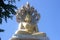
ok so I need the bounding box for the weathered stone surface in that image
[11,38,39,40]
[10,33,48,40]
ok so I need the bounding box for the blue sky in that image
[0,0,60,40]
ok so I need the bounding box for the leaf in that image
[0,17,2,24]
[6,4,17,9]
[0,0,20,24]
[0,29,4,32]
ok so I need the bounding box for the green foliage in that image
[0,29,4,32]
[0,0,20,24]
[0,0,20,40]
[0,29,4,40]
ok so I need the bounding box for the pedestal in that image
[10,33,49,40]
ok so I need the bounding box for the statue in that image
[15,2,40,34]
[10,2,49,40]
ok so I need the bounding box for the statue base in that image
[10,32,49,40]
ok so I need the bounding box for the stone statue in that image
[15,2,40,34]
[10,2,49,40]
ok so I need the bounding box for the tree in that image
[0,29,4,32]
[0,29,4,40]
[0,0,20,40]
[0,0,20,24]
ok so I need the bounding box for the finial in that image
[25,2,30,8]
[26,2,29,4]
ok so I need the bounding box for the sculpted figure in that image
[16,2,40,34]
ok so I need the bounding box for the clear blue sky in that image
[0,0,60,40]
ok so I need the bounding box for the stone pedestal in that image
[11,38,39,40]
[10,32,49,40]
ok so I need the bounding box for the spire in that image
[26,2,29,5]
[25,2,30,9]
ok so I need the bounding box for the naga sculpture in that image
[15,2,40,34]
[10,2,49,40]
